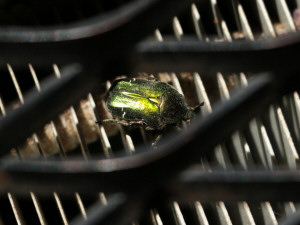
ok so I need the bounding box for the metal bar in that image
[118,125,135,154]
[7,64,24,104]
[166,169,300,202]
[283,202,296,217]
[135,33,300,73]
[256,0,276,37]
[210,0,232,41]
[276,107,299,168]
[240,73,272,169]
[198,73,234,225]
[210,0,223,39]
[191,4,206,41]
[0,96,5,117]
[0,64,93,154]
[261,202,278,225]
[8,192,26,225]
[171,202,186,225]
[194,202,209,225]
[53,192,69,225]
[29,64,65,157]
[154,29,163,42]
[75,192,88,220]
[71,193,144,225]
[235,1,254,40]
[237,202,255,225]
[280,209,300,225]
[70,107,90,159]
[30,192,47,225]
[99,193,108,205]
[173,17,183,41]
[275,0,296,32]
[217,73,248,169]
[0,0,195,66]
[194,73,230,168]
[7,64,42,158]
[87,93,113,157]
[54,65,90,159]
[214,202,232,225]
[0,96,20,159]
[150,209,163,225]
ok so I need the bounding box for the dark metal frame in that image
[0,0,300,224]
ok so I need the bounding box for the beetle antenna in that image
[193,102,204,114]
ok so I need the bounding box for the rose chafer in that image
[105,78,202,130]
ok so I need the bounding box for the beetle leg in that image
[128,120,145,126]
[152,134,162,149]
[101,119,132,126]
[148,74,158,81]
[102,119,120,123]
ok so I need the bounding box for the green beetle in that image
[104,78,202,130]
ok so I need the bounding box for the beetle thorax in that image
[160,92,190,125]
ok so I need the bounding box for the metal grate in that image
[0,0,300,225]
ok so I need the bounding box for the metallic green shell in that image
[106,78,192,129]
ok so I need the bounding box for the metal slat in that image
[3,66,48,225]
[193,73,231,169]
[275,0,296,32]
[8,193,26,225]
[75,192,87,220]
[193,73,236,224]
[7,64,41,158]
[260,125,276,169]
[240,73,273,169]
[256,0,276,37]
[237,202,255,225]
[238,74,294,222]
[53,65,90,158]
[173,17,183,41]
[30,192,47,225]
[277,107,299,168]
[261,202,278,225]
[99,193,108,205]
[172,202,186,225]
[217,73,270,224]
[234,1,254,40]
[265,102,298,169]
[215,202,232,225]
[194,202,209,225]
[283,202,296,217]
[87,93,113,157]
[53,192,69,225]
[0,96,5,118]
[29,64,89,224]
[217,73,248,169]
[291,92,300,143]
[70,107,90,159]
[158,74,187,224]
[29,64,64,157]
[0,96,19,159]
[154,29,163,42]
[210,0,232,41]
[150,209,163,225]
[191,4,207,41]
